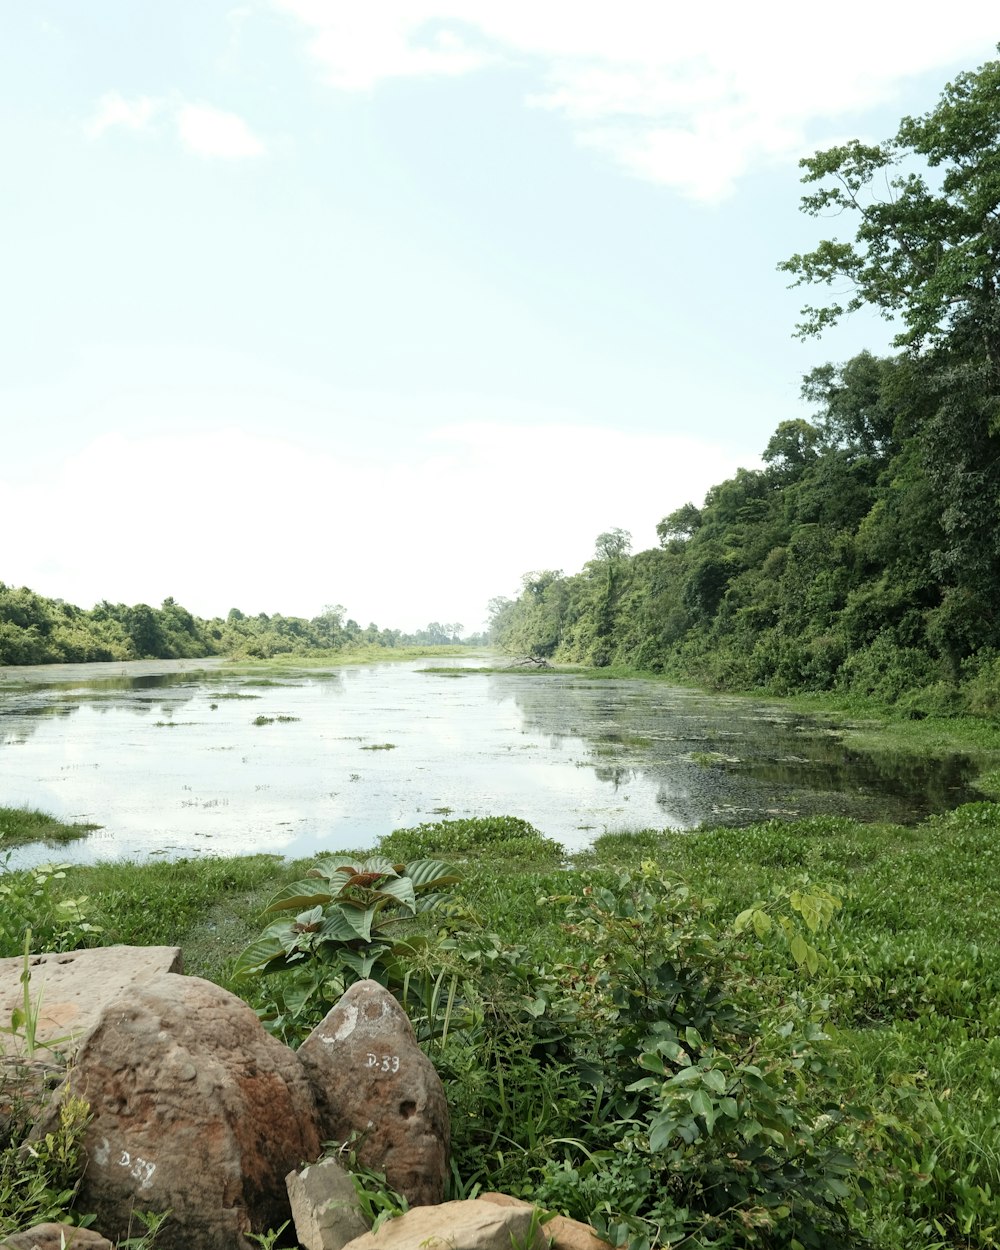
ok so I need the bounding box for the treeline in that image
[0,587,481,666]
[490,52,1000,717]
[489,349,1000,713]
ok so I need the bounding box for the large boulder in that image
[55,972,322,1250]
[477,1194,618,1250]
[297,981,449,1206]
[342,1200,548,1250]
[0,946,183,1061]
[0,946,184,1144]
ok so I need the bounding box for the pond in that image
[0,657,983,866]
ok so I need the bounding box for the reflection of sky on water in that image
[0,658,983,868]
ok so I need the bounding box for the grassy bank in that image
[0,806,98,848]
[2,807,999,1248]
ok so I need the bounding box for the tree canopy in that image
[779,47,1000,373]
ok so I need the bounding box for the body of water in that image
[0,657,982,866]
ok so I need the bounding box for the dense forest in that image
[0,587,481,666]
[490,52,1000,717]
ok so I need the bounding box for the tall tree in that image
[779,48,1000,375]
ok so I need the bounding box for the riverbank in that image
[3,807,998,1248]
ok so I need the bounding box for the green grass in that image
[0,806,98,848]
[5,803,1000,1247]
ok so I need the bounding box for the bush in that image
[441,863,864,1249]
[0,862,102,958]
[378,816,564,864]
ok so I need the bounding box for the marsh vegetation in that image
[3,807,999,1248]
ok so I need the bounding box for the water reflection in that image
[0,658,984,868]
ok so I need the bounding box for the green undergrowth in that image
[378,815,563,864]
[3,808,999,1247]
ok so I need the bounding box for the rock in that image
[342,1200,548,1250]
[0,1224,113,1250]
[298,981,449,1207]
[0,946,183,1061]
[54,972,322,1250]
[286,1156,371,1250]
[477,1194,618,1250]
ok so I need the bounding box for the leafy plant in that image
[0,1094,91,1235]
[231,854,460,1039]
[0,860,102,958]
[0,931,80,1062]
[115,1207,173,1250]
[245,1220,289,1250]
[336,1143,410,1232]
[525,864,864,1250]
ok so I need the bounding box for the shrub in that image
[231,855,461,1044]
[378,816,563,864]
[439,863,864,1248]
[0,861,102,958]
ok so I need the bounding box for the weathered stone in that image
[53,972,322,1250]
[0,1224,113,1250]
[0,946,183,1061]
[298,980,449,1207]
[342,1200,548,1250]
[477,1194,618,1250]
[286,1156,371,1250]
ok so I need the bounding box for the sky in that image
[2,5,997,634]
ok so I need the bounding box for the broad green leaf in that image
[369,874,417,914]
[282,974,325,1016]
[638,1052,667,1075]
[262,880,333,916]
[648,1118,676,1153]
[790,934,809,967]
[339,902,377,942]
[294,904,324,928]
[405,859,461,891]
[319,910,362,942]
[340,946,390,979]
[664,1065,703,1087]
[703,1068,727,1094]
[655,1038,689,1065]
[231,921,297,979]
[734,907,755,933]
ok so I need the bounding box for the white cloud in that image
[176,103,266,159]
[86,92,160,139]
[275,2,495,89]
[2,423,748,633]
[273,1,998,199]
[86,95,265,159]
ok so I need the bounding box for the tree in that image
[761,419,822,473]
[779,48,1000,374]
[780,51,1000,666]
[594,528,631,562]
[656,503,702,547]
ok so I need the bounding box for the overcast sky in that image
[2,5,996,633]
